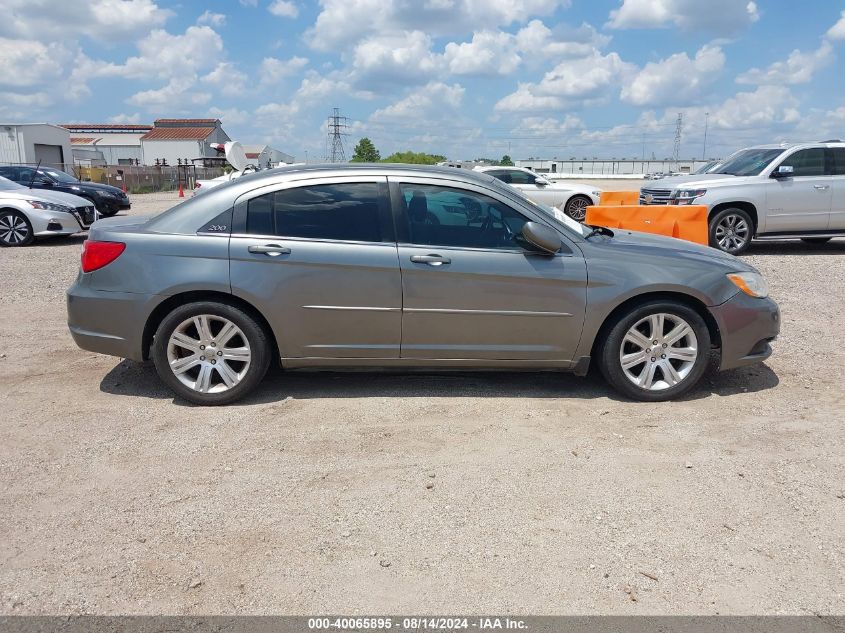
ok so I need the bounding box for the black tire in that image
[0,209,34,247]
[598,300,711,402]
[800,237,832,244]
[564,195,592,222]
[151,301,272,405]
[708,207,753,255]
[94,202,119,217]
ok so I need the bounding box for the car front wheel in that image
[564,195,592,222]
[0,210,34,246]
[151,301,272,405]
[599,301,711,402]
[709,208,753,255]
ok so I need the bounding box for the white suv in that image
[474,166,601,221]
[640,141,845,254]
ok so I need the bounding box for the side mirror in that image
[521,221,562,254]
[535,177,551,186]
[771,165,793,179]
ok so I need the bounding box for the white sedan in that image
[474,166,601,221]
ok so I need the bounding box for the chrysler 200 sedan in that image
[67,165,780,405]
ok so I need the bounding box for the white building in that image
[0,123,73,171]
[242,144,294,168]
[516,158,716,177]
[141,119,231,167]
[63,123,151,165]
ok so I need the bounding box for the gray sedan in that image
[67,165,780,405]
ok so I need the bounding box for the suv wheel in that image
[709,208,753,255]
[151,301,272,405]
[0,210,34,247]
[564,195,591,222]
[599,301,711,402]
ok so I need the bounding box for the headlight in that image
[727,272,769,298]
[26,200,74,214]
[591,190,601,197]
[671,188,707,205]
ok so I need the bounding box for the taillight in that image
[81,240,126,272]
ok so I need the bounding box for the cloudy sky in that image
[2,0,844,162]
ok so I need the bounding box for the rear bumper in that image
[709,292,780,370]
[67,279,154,361]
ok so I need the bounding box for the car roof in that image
[742,141,845,150]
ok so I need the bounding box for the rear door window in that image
[777,149,826,177]
[831,148,845,176]
[245,182,383,242]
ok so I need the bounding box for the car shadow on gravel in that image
[748,239,845,256]
[98,357,779,406]
[35,234,88,247]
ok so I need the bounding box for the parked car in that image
[473,165,601,221]
[639,141,845,254]
[67,164,779,405]
[0,176,96,246]
[0,166,130,217]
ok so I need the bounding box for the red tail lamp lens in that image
[81,240,126,273]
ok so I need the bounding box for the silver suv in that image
[640,141,845,254]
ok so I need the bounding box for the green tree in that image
[350,137,381,162]
[500,154,514,166]
[381,150,446,165]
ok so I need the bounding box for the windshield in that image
[712,148,783,176]
[39,168,79,183]
[488,177,588,236]
[0,176,24,190]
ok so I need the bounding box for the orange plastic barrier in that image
[585,205,708,245]
[599,191,639,205]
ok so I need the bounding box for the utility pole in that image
[673,112,683,168]
[326,107,349,163]
[703,112,709,160]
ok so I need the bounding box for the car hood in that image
[61,181,125,195]
[593,229,756,273]
[0,188,92,207]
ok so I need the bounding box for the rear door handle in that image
[410,254,451,266]
[813,185,830,190]
[248,244,291,256]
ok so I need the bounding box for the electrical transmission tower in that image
[326,107,349,163]
[673,112,683,167]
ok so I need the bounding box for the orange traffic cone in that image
[178,182,184,198]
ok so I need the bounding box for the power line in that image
[673,112,683,167]
[326,107,349,163]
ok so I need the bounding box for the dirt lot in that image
[1,190,843,615]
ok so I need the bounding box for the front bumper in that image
[67,277,155,361]
[709,291,780,370]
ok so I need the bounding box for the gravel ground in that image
[0,189,843,615]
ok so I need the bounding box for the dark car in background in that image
[0,166,130,217]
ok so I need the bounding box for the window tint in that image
[712,148,782,176]
[400,183,531,250]
[487,170,511,183]
[506,169,537,185]
[777,148,826,177]
[831,148,845,176]
[0,166,20,181]
[245,182,382,242]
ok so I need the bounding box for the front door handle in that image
[410,254,451,266]
[248,244,291,256]
[813,185,830,190]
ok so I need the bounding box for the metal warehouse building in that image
[0,123,73,171]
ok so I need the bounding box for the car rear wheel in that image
[709,208,753,255]
[152,301,272,405]
[564,195,591,222]
[599,301,711,402]
[0,210,34,247]
[800,237,832,244]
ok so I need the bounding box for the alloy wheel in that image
[166,314,252,394]
[714,214,750,252]
[0,213,30,245]
[619,313,699,391]
[566,197,589,221]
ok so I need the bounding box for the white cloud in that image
[197,10,226,27]
[444,30,521,76]
[371,81,465,121]
[239,0,258,5]
[201,62,247,96]
[352,31,443,88]
[0,0,171,41]
[269,1,299,18]
[607,0,759,35]
[260,56,309,84]
[496,51,635,111]
[621,45,725,106]
[736,41,834,85]
[0,38,73,87]
[828,11,845,40]
[108,113,142,124]
[515,20,610,60]
[127,77,211,112]
[208,107,249,126]
[306,0,570,51]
